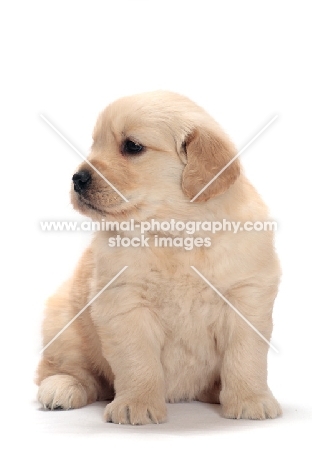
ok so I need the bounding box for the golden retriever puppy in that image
[36,91,281,424]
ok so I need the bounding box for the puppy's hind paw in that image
[37,374,88,410]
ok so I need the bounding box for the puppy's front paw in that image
[37,375,88,410]
[222,392,282,420]
[104,396,167,425]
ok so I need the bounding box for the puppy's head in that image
[71,91,240,220]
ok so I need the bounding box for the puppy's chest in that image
[133,268,222,331]
[94,245,224,335]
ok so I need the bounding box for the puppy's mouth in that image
[76,194,108,216]
[74,192,139,220]
[71,174,141,219]
[71,169,140,219]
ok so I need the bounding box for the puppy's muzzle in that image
[72,170,91,193]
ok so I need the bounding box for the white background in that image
[1,1,312,466]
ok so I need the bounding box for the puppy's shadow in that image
[35,400,288,435]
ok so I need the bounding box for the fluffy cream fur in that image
[36,91,281,424]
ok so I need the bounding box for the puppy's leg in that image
[96,308,167,425]
[37,248,114,410]
[219,285,281,420]
[37,331,113,411]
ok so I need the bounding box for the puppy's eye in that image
[123,139,144,155]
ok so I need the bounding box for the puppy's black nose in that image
[72,170,91,193]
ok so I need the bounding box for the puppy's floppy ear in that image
[181,125,240,202]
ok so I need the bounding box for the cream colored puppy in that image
[37,91,281,424]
